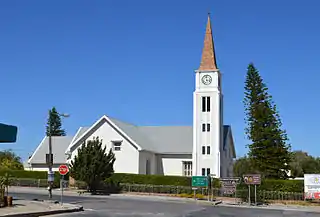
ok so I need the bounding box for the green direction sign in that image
[0,123,18,143]
[192,176,208,187]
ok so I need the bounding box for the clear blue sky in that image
[1,0,319,162]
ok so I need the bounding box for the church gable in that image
[66,115,143,154]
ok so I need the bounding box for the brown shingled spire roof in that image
[198,14,218,71]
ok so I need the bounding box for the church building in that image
[27,14,236,178]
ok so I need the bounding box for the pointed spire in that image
[198,13,218,71]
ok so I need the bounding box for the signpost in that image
[243,174,261,205]
[220,177,240,204]
[191,176,208,201]
[58,164,69,205]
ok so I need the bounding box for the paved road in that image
[10,191,320,217]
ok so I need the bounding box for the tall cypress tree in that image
[46,107,66,136]
[244,63,291,179]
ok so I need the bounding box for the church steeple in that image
[198,13,218,71]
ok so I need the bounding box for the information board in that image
[304,174,320,199]
[243,174,261,185]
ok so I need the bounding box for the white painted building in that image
[27,14,236,178]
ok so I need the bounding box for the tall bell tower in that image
[192,14,223,178]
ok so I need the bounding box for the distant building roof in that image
[28,136,73,164]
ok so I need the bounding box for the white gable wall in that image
[69,119,140,174]
[138,151,157,175]
[157,154,192,176]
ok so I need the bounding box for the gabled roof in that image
[138,126,193,154]
[28,136,73,164]
[66,115,146,153]
[66,115,234,155]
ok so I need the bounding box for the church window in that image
[112,141,122,151]
[202,123,210,132]
[183,161,192,176]
[207,97,211,112]
[207,146,211,155]
[201,96,211,112]
[202,146,206,154]
[202,168,206,176]
[207,168,211,176]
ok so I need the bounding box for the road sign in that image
[220,177,240,187]
[219,177,240,195]
[0,123,17,143]
[243,174,261,185]
[59,164,69,176]
[192,176,208,187]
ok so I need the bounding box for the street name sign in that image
[192,176,208,187]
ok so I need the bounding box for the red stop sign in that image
[59,164,69,175]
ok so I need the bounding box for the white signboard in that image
[304,174,320,199]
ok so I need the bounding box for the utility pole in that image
[46,110,69,199]
[48,110,53,199]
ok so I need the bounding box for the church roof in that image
[71,116,231,154]
[198,13,218,71]
[29,116,233,165]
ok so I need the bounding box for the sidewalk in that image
[0,200,83,217]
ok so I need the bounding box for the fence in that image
[118,183,305,202]
[6,178,306,203]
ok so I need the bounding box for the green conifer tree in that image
[46,107,66,136]
[244,63,291,179]
[69,137,116,193]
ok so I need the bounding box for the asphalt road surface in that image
[11,192,320,217]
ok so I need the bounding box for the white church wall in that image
[157,154,192,176]
[25,164,60,172]
[138,151,157,175]
[193,71,222,177]
[69,119,140,174]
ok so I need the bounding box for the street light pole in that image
[48,110,53,199]
[47,111,69,199]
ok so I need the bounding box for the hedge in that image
[0,169,69,188]
[0,170,305,193]
[237,179,304,193]
[107,174,304,192]
[107,173,192,186]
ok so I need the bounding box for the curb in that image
[217,203,320,213]
[2,205,84,217]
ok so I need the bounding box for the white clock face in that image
[201,75,212,85]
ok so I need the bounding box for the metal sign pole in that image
[61,175,64,206]
[248,185,251,205]
[254,184,257,205]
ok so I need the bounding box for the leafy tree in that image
[0,150,24,170]
[69,137,115,194]
[233,156,259,177]
[244,63,291,179]
[46,107,66,136]
[290,150,320,177]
